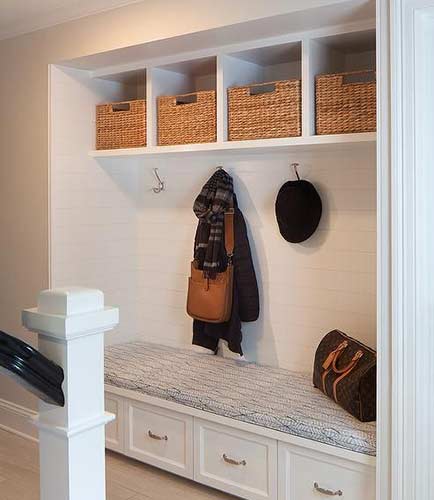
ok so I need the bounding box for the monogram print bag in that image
[313,330,376,422]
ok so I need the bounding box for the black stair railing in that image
[0,331,65,407]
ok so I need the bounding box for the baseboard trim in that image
[0,397,38,442]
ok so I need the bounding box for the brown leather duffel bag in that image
[313,330,376,422]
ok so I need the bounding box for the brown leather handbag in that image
[186,210,234,323]
[313,330,376,422]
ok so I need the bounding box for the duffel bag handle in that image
[332,349,364,374]
[322,341,364,374]
[322,341,348,370]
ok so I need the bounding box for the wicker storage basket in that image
[158,90,216,145]
[316,70,376,135]
[228,79,301,141]
[96,99,146,150]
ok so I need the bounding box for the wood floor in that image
[0,429,235,499]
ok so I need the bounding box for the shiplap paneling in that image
[50,66,376,373]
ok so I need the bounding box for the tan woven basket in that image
[316,70,376,135]
[228,79,301,141]
[158,90,216,145]
[96,100,146,150]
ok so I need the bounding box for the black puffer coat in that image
[192,199,259,355]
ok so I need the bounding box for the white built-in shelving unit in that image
[80,19,376,159]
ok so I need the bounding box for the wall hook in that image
[152,168,165,193]
[291,162,301,181]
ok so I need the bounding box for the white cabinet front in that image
[194,419,277,500]
[126,400,193,478]
[278,442,375,500]
[105,394,125,453]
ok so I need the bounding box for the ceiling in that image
[0,0,143,41]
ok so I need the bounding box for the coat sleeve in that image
[233,208,260,322]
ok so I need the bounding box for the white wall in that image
[50,66,376,373]
[52,152,376,372]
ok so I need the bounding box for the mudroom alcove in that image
[48,3,378,500]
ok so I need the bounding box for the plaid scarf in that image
[193,169,234,276]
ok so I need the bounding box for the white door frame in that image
[378,1,434,499]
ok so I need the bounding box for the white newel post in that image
[22,287,119,500]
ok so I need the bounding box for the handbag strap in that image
[224,208,235,261]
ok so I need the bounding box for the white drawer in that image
[278,442,375,500]
[194,419,277,500]
[126,400,193,478]
[105,393,125,453]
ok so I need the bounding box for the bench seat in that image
[105,341,376,456]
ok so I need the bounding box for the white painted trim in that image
[105,384,376,468]
[413,11,434,500]
[22,306,119,340]
[0,397,38,442]
[376,2,392,500]
[48,65,53,290]
[32,412,115,438]
[380,2,434,499]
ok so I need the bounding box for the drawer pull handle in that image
[314,483,343,496]
[148,430,168,441]
[222,453,247,466]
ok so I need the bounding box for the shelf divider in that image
[216,55,227,144]
[145,68,155,147]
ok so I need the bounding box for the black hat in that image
[275,179,322,243]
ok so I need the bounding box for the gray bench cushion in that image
[105,342,376,456]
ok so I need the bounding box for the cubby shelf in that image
[89,132,376,159]
[86,23,376,158]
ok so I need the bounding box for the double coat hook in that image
[152,168,165,193]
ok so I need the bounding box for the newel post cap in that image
[37,287,104,315]
[22,287,119,340]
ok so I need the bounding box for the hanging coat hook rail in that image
[152,168,165,193]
